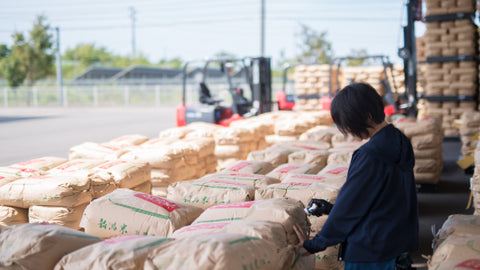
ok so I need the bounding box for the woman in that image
[294,83,419,270]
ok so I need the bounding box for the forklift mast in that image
[249,57,273,114]
[398,0,423,117]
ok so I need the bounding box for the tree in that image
[295,24,334,64]
[64,43,113,67]
[158,57,183,69]
[346,48,369,66]
[0,52,26,88]
[0,44,9,59]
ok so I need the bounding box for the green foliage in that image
[0,44,9,59]
[346,48,369,66]
[0,53,26,87]
[158,57,183,69]
[1,15,55,87]
[64,43,112,67]
[295,24,333,64]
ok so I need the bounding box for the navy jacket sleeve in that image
[303,149,388,253]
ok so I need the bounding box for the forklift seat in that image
[199,82,222,105]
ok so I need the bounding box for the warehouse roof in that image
[111,66,183,81]
[73,67,123,81]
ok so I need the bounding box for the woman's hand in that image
[293,223,311,256]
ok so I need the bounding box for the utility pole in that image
[55,27,64,107]
[130,6,136,61]
[260,0,265,57]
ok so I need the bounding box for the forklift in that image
[176,57,273,127]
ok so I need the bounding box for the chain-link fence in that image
[0,78,283,107]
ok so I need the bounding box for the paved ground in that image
[0,107,474,268]
[0,106,177,165]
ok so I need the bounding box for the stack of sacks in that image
[55,235,173,269]
[256,172,343,270]
[248,140,331,168]
[425,0,476,17]
[339,66,387,97]
[327,141,365,166]
[167,160,274,209]
[177,198,310,246]
[170,198,314,270]
[200,172,280,189]
[105,134,149,148]
[459,111,480,157]
[472,143,480,214]
[214,126,257,170]
[420,100,476,136]
[395,116,444,184]
[299,125,340,143]
[0,158,67,228]
[80,189,203,238]
[293,64,339,111]
[266,111,333,146]
[0,223,101,269]
[416,63,428,96]
[428,214,480,270]
[424,20,476,58]
[88,159,151,198]
[0,172,92,229]
[417,36,426,62]
[144,232,313,270]
[423,62,477,97]
[229,117,271,151]
[266,163,323,181]
[389,64,406,95]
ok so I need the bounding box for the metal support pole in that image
[260,0,265,56]
[32,87,38,107]
[93,86,98,106]
[3,87,7,107]
[155,85,160,106]
[130,7,136,60]
[124,86,130,106]
[55,27,64,107]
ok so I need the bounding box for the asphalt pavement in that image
[0,106,177,165]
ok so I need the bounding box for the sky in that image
[0,0,424,68]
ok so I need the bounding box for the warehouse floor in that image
[412,139,474,268]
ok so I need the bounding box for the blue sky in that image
[0,0,424,67]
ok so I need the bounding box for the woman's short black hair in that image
[330,82,385,139]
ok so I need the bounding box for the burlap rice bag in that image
[0,223,101,270]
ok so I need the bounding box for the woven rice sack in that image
[288,150,329,168]
[143,232,297,270]
[158,126,194,139]
[434,214,480,248]
[247,148,293,167]
[414,147,443,159]
[167,178,255,209]
[200,172,280,188]
[243,197,310,246]
[130,180,152,194]
[170,137,216,158]
[215,127,254,145]
[299,126,339,143]
[266,163,322,181]
[255,182,340,208]
[0,206,28,228]
[429,259,480,270]
[411,133,444,150]
[429,235,480,268]
[317,163,349,179]
[0,174,92,208]
[139,137,179,148]
[327,150,354,165]
[0,223,101,270]
[272,140,331,152]
[90,160,151,189]
[230,118,273,136]
[414,171,441,184]
[414,158,442,174]
[172,222,232,238]
[282,174,346,186]
[29,203,88,229]
[107,134,149,148]
[221,160,274,175]
[47,159,106,175]
[214,143,251,158]
[265,134,299,146]
[192,201,256,225]
[54,235,173,270]
[10,156,68,172]
[69,142,129,161]
[81,189,203,238]
[0,167,27,187]
[121,147,183,169]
